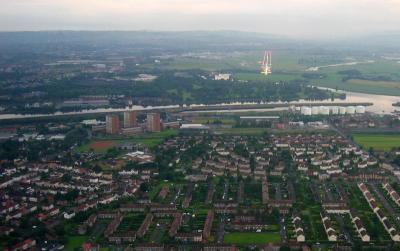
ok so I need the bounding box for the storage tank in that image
[319,106,330,115]
[301,106,312,116]
[311,106,319,115]
[339,107,346,115]
[346,106,356,114]
[331,106,339,115]
[356,105,366,114]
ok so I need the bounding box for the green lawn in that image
[224,232,280,244]
[74,129,178,153]
[148,181,171,200]
[65,236,88,251]
[353,134,400,152]
[192,117,236,125]
[234,72,301,82]
[216,128,268,136]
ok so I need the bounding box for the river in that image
[0,90,399,120]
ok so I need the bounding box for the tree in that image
[140,182,149,192]
[62,173,72,182]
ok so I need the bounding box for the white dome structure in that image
[319,106,330,115]
[346,106,356,114]
[355,106,366,114]
[311,106,319,115]
[331,106,339,115]
[301,106,312,116]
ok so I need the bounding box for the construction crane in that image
[261,51,272,75]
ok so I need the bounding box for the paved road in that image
[287,181,296,201]
[205,181,214,204]
[222,182,229,200]
[323,183,334,201]
[237,181,244,203]
[217,215,226,244]
[170,187,181,204]
[335,214,353,245]
[279,215,288,243]
[149,223,167,243]
[310,182,321,203]
[370,183,400,224]
[275,184,282,200]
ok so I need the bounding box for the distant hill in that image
[1,30,400,54]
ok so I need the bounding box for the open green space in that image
[352,134,400,152]
[170,51,400,96]
[148,181,172,200]
[65,235,88,251]
[74,129,178,153]
[192,117,236,125]
[223,232,280,244]
[216,128,268,136]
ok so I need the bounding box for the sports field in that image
[74,129,178,153]
[192,117,236,125]
[216,128,268,136]
[353,134,400,152]
[224,232,280,244]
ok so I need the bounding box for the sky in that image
[0,0,399,38]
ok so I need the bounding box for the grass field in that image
[160,50,400,96]
[216,127,335,136]
[234,72,301,82]
[136,47,400,97]
[74,129,178,153]
[65,236,87,251]
[224,232,280,244]
[353,134,400,152]
[347,79,400,89]
[192,117,236,125]
[216,128,268,136]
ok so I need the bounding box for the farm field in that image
[223,232,281,244]
[347,79,400,89]
[352,134,400,152]
[157,50,400,96]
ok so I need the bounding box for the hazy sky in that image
[1,0,399,38]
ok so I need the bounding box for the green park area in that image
[65,236,88,251]
[353,134,400,152]
[74,129,178,153]
[216,128,268,136]
[223,232,280,245]
[192,117,236,125]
